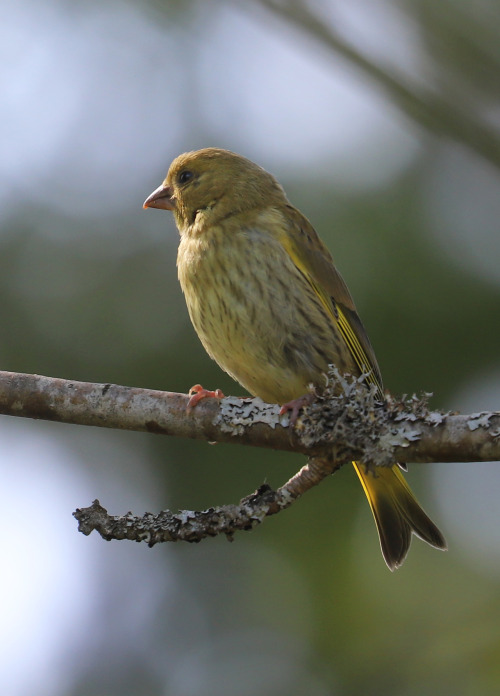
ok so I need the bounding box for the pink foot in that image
[187,384,225,410]
[279,393,315,426]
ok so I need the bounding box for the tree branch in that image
[1,369,499,544]
[0,370,498,463]
[73,456,337,546]
[250,0,500,169]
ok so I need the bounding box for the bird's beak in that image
[143,184,175,211]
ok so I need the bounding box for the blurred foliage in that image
[2,1,500,695]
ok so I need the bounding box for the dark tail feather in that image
[353,462,447,571]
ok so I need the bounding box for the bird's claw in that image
[187,384,225,410]
[279,393,315,426]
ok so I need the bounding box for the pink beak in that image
[143,184,175,211]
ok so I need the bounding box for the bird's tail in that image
[353,462,447,570]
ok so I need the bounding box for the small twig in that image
[73,455,338,545]
[73,488,284,545]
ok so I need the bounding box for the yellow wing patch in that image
[278,224,382,394]
[336,306,382,393]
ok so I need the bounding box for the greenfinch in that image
[144,148,446,570]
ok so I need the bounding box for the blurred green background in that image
[2,1,500,694]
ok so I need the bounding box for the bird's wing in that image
[277,204,383,391]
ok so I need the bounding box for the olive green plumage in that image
[144,147,446,569]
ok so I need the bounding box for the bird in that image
[143,147,447,570]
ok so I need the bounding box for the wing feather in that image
[277,206,382,390]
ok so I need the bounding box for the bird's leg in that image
[279,393,315,426]
[187,383,225,410]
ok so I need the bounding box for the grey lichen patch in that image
[216,396,282,435]
[297,368,444,469]
[426,411,446,427]
[467,412,499,432]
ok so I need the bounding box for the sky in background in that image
[4,0,499,278]
[2,0,419,220]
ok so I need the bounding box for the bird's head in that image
[143,148,286,231]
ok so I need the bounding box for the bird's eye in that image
[178,170,194,185]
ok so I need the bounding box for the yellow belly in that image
[177,225,353,403]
